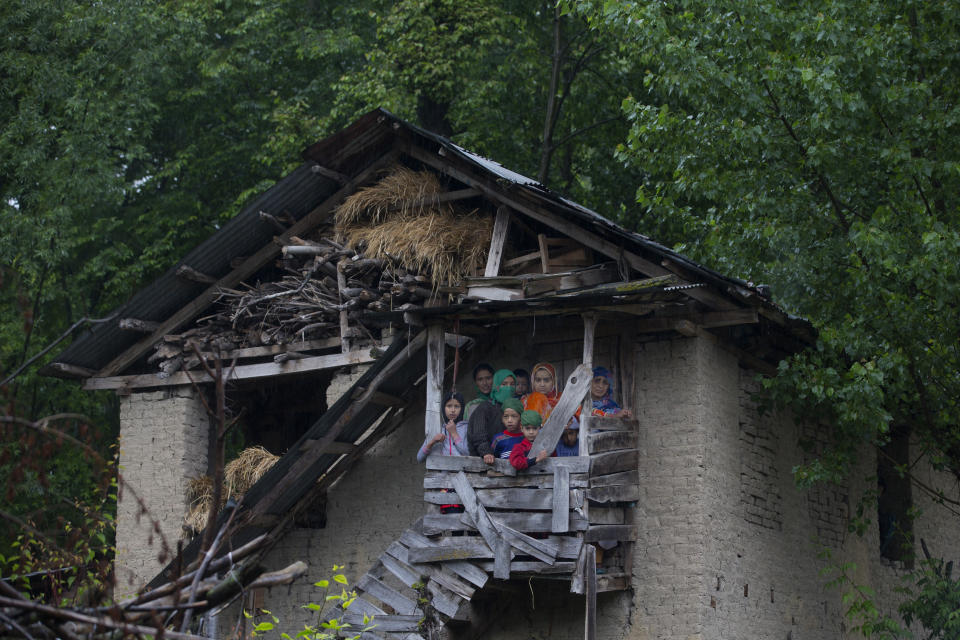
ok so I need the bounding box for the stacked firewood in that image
[148,237,443,376]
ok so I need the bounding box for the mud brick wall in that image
[115,387,209,597]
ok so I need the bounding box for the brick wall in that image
[115,387,209,596]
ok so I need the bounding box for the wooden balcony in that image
[419,415,638,593]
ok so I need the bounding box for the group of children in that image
[417,361,631,472]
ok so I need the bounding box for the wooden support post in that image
[425,322,445,438]
[483,205,511,277]
[337,258,350,353]
[584,544,597,640]
[551,467,570,533]
[538,233,551,274]
[580,313,596,450]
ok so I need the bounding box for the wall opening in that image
[877,427,913,567]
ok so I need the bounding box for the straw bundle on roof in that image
[184,475,213,533]
[335,166,493,285]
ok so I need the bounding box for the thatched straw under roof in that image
[335,166,493,285]
[183,446,279,534]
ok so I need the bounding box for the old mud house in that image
[46,110,960,639]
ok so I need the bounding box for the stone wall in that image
[115,387,209,596]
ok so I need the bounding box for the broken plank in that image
[384,543,476,600]
[407,541,492,563]
[496,522,558,564]
[586,484,640,503]
[587,431,638,454]
[494,536,511,580]
[342,596,385,617]
[356,575,419,615]
[397,530,488,588]
[420,536,581,560]
[475,561,576,575]
[589,450,638,476]
[425,579,462,617]
[378,553,421,588]
[451,471,503,553]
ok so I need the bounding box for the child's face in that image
[522,423,540,443]
[561,428,578,446]
[502,408,521,432]
[533,369,554,394]
[515,376,530,396]
[590,375,610,400]
[500,375,516,389]
[444,398,462,421]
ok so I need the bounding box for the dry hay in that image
[224,446,279,499]
[184,475,213,533]
[335,166,493,284]
[182,447,279,533]
[335,165,447,227]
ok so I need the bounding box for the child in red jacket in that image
[509,410,552,470]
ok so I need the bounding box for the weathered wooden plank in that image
[425,579,461,617]
[422,487,582,510]
[530,364,592,459]
[475,561,576,574]
[484,205,511,277]
[494,536,511,580]
[464,286,523,302]
[424,471,588,490]
[587,431,637,455]
[552,467,570,533]
[584,415,638,433]
[343,595,385,617]
[397,530,488,588]
[570,541,588,595]
[378,553,420,588]
[341,612,420,633]
[407,541,492,563]
[357,575,419,616]
[384,543,476,600]
[425,454,589,475]
[589,450,638,476]
[585,544,597,640]
[417,536,582,560]
[497,522,558,565]
[586,484,640,503]
[589,470,637,488]
[584,525,637,543]
[451,471,504,554]
[84,349,377,390]
[424,323,445,438]
[422,511,587,534]
[588,506,626,525]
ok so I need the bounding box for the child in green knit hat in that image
[490,397,525,459]
[510,409,551,470]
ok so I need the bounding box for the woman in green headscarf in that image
[467,369,517,463]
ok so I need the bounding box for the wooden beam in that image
[537,233,550,274]
[297,440,356,455]
[44,362,97,379]
[552,467,570,534]
[529,365,591,460]
[425,323,445,437]
[503,250,541,269]
[118,318,161,333]
[310,163,350,184]
[388,187,481,211]
[84,349,377,390]
[484,205,511,277]
[463,286,522,301]
[175,264,217,284]
[584,544,597,640]
[98,149,400,377]
[406,146,739,311]
[580,314,596,456]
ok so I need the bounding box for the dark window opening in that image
[877,428,913,567]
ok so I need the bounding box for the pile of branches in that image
[149,166,491,377]
[0,520,304,640]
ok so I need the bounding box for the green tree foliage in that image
[568,0,960,635]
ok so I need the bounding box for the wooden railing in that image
[421,415,638,592]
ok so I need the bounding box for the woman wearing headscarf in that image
[467,369,517,463]
[522,362,561,421]
[590,366,632,418]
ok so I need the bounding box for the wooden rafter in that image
[96,149,401,378]
[405,145,740,311]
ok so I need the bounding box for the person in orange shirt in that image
[522,362,560,421]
